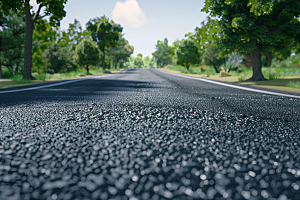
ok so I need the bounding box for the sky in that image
[30,0,208,57]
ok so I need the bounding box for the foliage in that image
[58,19,90,51]
[202,0,300,80]
[143,56,157,68]
[22,0,68,79]
[0,0,24,15]
[75,38,102,74]
[32,19,59,73]
[42,43,74,73]
[202,44,225,73]
[86,16,123,70]
[0,10,25,53]
[124,56,135,68]
[134,53,144,68]
[186,18,220,61]
[152,38,172,67]
[176,40,200,71]
[106,35,134,68]
[170,39,184,64]
[287,81,300,89]
[0,11,25,76]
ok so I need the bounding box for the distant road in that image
[1,68,300,200]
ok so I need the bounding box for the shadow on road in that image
[0,79,158,107]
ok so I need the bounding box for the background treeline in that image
[151,0,300,81]
[0,10,134,79]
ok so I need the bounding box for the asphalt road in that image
[0,68,300,200]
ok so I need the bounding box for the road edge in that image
[0,69,129,94]
[156,68,300,99]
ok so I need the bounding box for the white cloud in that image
[112,0,147,27]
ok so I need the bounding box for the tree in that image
[152,38,172,67]
[177,40,200,71]
[202,0,300,81]
[58,19,90,52]
[32,19,59,73]
[75,38,102,74]
[134,53,144,68]
[170,39,184,65]
[202,44,224,73]
[0,46,24,76]
[143,56,157,68]
[0,10,25,78]
[42,43,73,73]
[186,17,220,62]
[22,0,68,79]
[0,0,24,15]
[106,35,134,68]
[86,16,123,70]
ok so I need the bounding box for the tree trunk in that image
[186,65,190,71]
[86,65,89,74]
[213,65,220,73]
[0,17,2,79]
[23,0,35,80]
[102,50,106,70]
[0,63,2,79]
[15,61,19,75]
[267,51,272,67]
[246,39,267,81]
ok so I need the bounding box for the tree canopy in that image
[0,0,24,15]
[152,38,172,67]
[107,35,134,68]
[86,16,123,70]
[202,0,300,80]
[75,38,102,74]
[22,0,68,79]
[177,40,200,71]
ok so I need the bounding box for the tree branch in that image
[33,3,43,22]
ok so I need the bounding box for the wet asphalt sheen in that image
[0,68,300,200]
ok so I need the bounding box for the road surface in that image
[0,68,300,200]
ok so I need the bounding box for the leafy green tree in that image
[134,53,144,68]
[32,19,59,73]
[0,10,25,78]
[86,16,123,70]
[171,39,184,65]
[152,38,172,67]
[106,35,134,68]
[58,19,90,51]
[203,0,300,81]
[23,0,68,79]
[0,47,24,76]
[75,38,102,74]
[143,56,157,68]
[177,40,200,71]
[202,44,224,73]
[186,18,220,62]
[0,0,24,15]
[42,43,73,73]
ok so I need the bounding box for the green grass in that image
[286,81,300,89]
[168,65,217,75]
[167,63,300,82]
[238,75,246,82]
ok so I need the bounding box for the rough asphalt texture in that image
[0,68,300,200]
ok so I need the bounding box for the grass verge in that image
[0,68,124,89]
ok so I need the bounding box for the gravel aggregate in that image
[0,68,300,200]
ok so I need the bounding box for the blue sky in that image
[30,0,208,57]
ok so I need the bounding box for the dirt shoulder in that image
[0,69,124,90]
[160,68,300,94]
